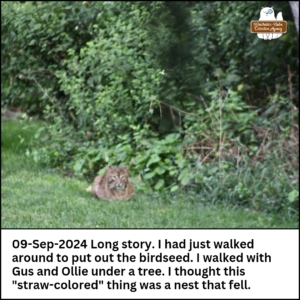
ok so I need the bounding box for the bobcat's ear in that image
[106,165,112,169]
[123,165,130,171]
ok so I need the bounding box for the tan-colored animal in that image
[86,165,134,201]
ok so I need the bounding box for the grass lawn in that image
[1,119,298,228]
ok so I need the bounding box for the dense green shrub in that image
[2,2,298,214]
[1,1,100,113]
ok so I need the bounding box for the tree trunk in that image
[289,1,299,35]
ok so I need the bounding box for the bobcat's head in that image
[106,165,130,190]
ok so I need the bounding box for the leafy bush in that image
[1,1,100,113]
[2,2,298,215]
[30,2,163,176]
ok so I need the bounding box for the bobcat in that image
[87,165,134,201]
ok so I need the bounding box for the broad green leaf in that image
[288,190,299,202]
[181,172,193,186]
[178,168,189,181]
[154,166,165,175]
[146,154,161,167]
[73,159,85,172]
[144,172,155,179]
[154,179,164,190]
[170,185,179,192]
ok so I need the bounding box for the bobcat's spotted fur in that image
[88,165,134,201]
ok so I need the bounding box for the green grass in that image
[1,120,298,228]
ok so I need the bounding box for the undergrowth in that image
[1,119,298,228]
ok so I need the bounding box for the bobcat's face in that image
[91,165,134,201]
[106,166,129,190]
